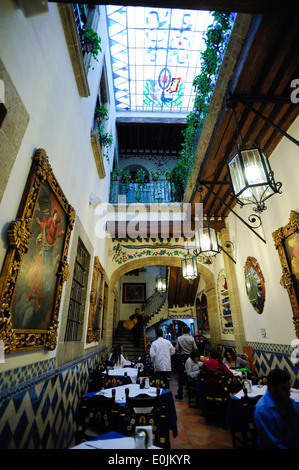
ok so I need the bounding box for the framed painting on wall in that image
[122,283,146,303]
[86,256,105,343]
[0,149,76,353]
[273,210,299,338]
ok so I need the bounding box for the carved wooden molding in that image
[273,210,299,338]
[58,3,90,98]
[0,149,76,353]
[90,130,106,179]
[86,256,105,343]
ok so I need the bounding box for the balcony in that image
[109,179,181,204]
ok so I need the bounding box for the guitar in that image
[123,311,144,330]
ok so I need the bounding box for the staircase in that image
[112,321,147,362]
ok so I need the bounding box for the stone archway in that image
[105,256,221,349]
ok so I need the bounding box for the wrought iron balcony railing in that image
[109,179,180,204]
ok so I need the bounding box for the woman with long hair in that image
[108,344,127,368]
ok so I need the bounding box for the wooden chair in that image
[199,371,230,426]
[118,387,170,448]
[227,375,243,396]
[75,389,120,444]
[88,369,106,393]
[184,371,199,408]
[100,374,131,389]
[239,390,262,448]
[88,369,131,392]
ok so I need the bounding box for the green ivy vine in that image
[170,12,234,201]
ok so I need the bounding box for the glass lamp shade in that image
[156,275,167,292]
[194,224,220,257]
[227,144,280,213]
[182,254,198,282]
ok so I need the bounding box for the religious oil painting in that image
[0,149,75,353]
[273,210,299,338]
[86,257,105,343]
[122,283,146,303]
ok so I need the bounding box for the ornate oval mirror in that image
[244,256,265,314]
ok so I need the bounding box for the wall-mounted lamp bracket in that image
[196,182,266,244]
[227,93,299,147]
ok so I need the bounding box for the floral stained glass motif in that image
[106,6,212,113]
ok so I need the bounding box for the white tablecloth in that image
[72,432,160,449]
[95,383,160,403]
[233,385,299,402]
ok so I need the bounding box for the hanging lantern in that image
[227,142,282,213]
[181,253,198,282]
[194,222,221,258]
[156,273,167,292]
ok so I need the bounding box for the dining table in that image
[105,367,139,384]
[85,383,178,438]
[72,431,161,449]
[226,384,299,432]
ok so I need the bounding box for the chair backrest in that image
[88,369,106,392]
[240,392,263,448]
[76,389,119,443]
[227,375,243,396]
[200,371,229,400]
[118,387,169,448]
[124,386,161,411]
[101,374,131,389]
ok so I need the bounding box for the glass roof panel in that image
[106,5,214,114]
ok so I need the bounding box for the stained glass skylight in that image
[106,5,215,114]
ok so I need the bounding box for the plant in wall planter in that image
[151,169,161,181]
[111,168,122,181]
[80,28,102,65]
[164,168,173,181]
[122,169,132,185]
[135,168,147,184]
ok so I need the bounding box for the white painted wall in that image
[226,116,299,347]
[0,1,116,369]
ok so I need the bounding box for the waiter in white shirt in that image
[150,329,175,389]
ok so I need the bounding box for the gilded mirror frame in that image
[0,149,75,353]
[273,210,299,339]
[244,256,265,314]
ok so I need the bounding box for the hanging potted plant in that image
[95,105,108,124]
[98,127,113,148]
[151,169,161,181]
[80,28,102,63]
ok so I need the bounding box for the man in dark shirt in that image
[175,326,197,399]
[130,308,144,347]
[195,328,210,356]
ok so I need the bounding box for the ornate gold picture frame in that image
[273,210,299,338]
[0,149,75,353]
[86,256,105,343]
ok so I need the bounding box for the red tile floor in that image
[169,372,234,449]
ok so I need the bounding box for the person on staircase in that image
[130,308,144,347]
